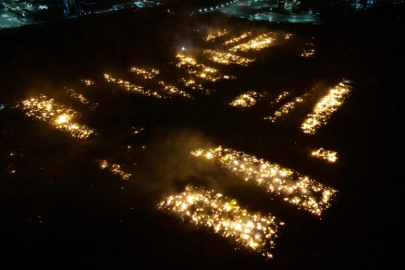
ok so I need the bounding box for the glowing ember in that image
[158,185,282,259]
[229,33,275,52]
[100,160,131,180]
[178,78,213,95]
[103,73,162,98]
[311,148,338,163]
[66,88,99,110]
[301,82,350,134]
[204,50,254,66]
[133,127,144,135]
[175,54,236,81]
[270,91,290,106]
[191,147,337,216]
[264,93,309,122]
[81,79,94,86]
[66,88,90,105]
[230,91,267,108]
[16,95,95,139]
[158,81,193,99]
[204,29,229,42]
[130,67,160,79]
[300,49,315,58]
[224,32,253,46]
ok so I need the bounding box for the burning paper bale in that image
[230,91,267,108]
[301,82,350,134]
[16,95,95,139]
[191,147,337,216]
[159,185,282,259]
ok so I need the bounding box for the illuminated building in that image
[0,0,81,29]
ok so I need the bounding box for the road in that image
[198,0,322,24]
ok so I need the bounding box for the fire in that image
[230,91,267,108]
[66,88,99,110]
[175,54,236,81]
[100,160,131,180]
[158,81,193,99]
[264,93,309,122]
[191,147,337,216]
[204,29,229,42]
[229,33,275,52]
[223,32,253,46]
[16,95,95,139]
[311,148,338,163]
[158,185,282,259]
[204,50,254,66]
[130,66,160,79]
[81,79,95,86]
[301,82,350,134]
[270,91,290,106]
[178,78,213,95]
[300,49,315,57]
[103,73,163,98]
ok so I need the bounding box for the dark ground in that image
[0,5,403,270]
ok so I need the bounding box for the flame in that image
[204,29,229,42]
[159,185,282,259]
[130,66,160,79]
[158,81,193,99]
[311,148,338,163]
[191,146,337,216]
[16,95,95,139]
[103,73,163,98]
[204,50,254,66]
[301,82,350,134]
[265,93,309,122]
[229,33,274,52]
[175,54,236,81]
[223,32,253,46]
[100,160,131,180]
[230,91,267,108]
